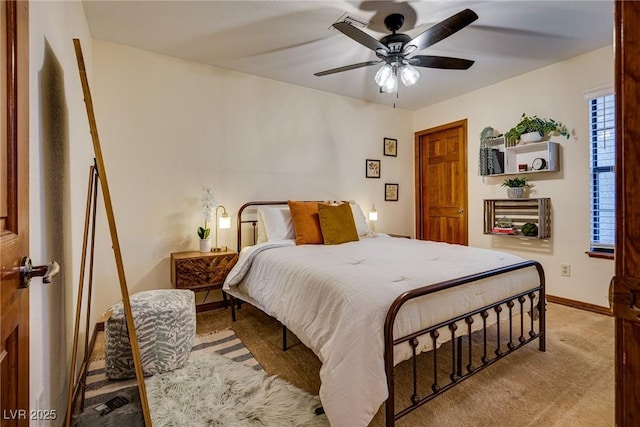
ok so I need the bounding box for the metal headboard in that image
[236,201,288,252]
[235,200,348,252]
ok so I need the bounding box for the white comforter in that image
[223,235,540,427]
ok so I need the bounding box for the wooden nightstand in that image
[387,233,411,239]
[170,249,238,312]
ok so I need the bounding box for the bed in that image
[222,201,545,427]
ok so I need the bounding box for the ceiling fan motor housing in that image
[383,13,405,32]
[379,33,411,54]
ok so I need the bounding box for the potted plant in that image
[504,113,569,144]
[502,177,531,199]
[198,187,217,252]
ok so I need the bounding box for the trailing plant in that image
[504,113,569,143]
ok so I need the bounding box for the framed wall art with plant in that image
[385,183,399,201]
[384,138,397,157]
[366,159,381,178]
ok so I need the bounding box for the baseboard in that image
[546,294,612,316]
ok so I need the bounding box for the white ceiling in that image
[82,0,614,111]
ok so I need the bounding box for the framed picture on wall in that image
[385,183,399,201]
[366,159,381,178]
[384,138,397,157]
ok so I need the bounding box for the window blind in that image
[589,94,615,252]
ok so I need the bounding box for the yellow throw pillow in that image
[318,203,359,245]
[288,201,324,245]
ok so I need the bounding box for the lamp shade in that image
[218,212,231,229]
[400,64,420,87]
[368,205,378,221]
[374,64,393,86]
[381,73,398,93]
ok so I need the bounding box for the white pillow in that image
[349,202,371,237]
[256,209,268,244]
[257,206,295,241]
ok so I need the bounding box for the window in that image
[588,92,615,255]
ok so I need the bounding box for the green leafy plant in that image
[197,226,210,239]
[502,177,530,188]
[504,113,569,143]
[521,222,539,237]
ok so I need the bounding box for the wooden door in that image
[611,2,640,425]
[0,0,29,424]
[414,120,468,245]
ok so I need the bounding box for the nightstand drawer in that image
[171,251,238,291]
[174,270,229,290]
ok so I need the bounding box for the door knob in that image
[19,256,60,288]
[457,209,465,214]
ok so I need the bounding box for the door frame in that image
[414,119,468,243]
[1,0,30,420]
[613,2,640,425]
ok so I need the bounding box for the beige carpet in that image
[91,302,613,426]
[197,302,614,427]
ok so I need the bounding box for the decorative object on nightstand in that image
[198,187,217,252]
[213,205,231,252]
[368,204,377,232]
[171,249,238,312]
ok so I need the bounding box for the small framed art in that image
[366,159,381,178]
[383,138,397,157]
[385,183,399,201]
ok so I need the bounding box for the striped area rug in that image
[83,329,261,409]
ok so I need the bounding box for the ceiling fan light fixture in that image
[400,64,420,87]
[374,63,393,86]
[402,44,417,55]
[381,72,397,93]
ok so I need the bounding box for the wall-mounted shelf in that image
[481,137,559,176]
[483,198,551,239]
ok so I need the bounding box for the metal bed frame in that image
[229,201,546,427]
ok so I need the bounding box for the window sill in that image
[585,250,614,260]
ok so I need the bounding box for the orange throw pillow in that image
[288,201,324,245]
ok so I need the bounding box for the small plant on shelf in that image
[504,113,569,143]
[502,177,532,199]
[501,177,530,188]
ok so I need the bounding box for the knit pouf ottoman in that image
[104,289,195,379]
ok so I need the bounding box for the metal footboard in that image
[383,260,545,426]
[232,201,546,426]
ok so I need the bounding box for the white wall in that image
[29,0,93,422]
[89,40,414,320]
[413,46,615,308]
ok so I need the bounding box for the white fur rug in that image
[146,351,329,427]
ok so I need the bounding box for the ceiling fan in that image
[315,8,478,92]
